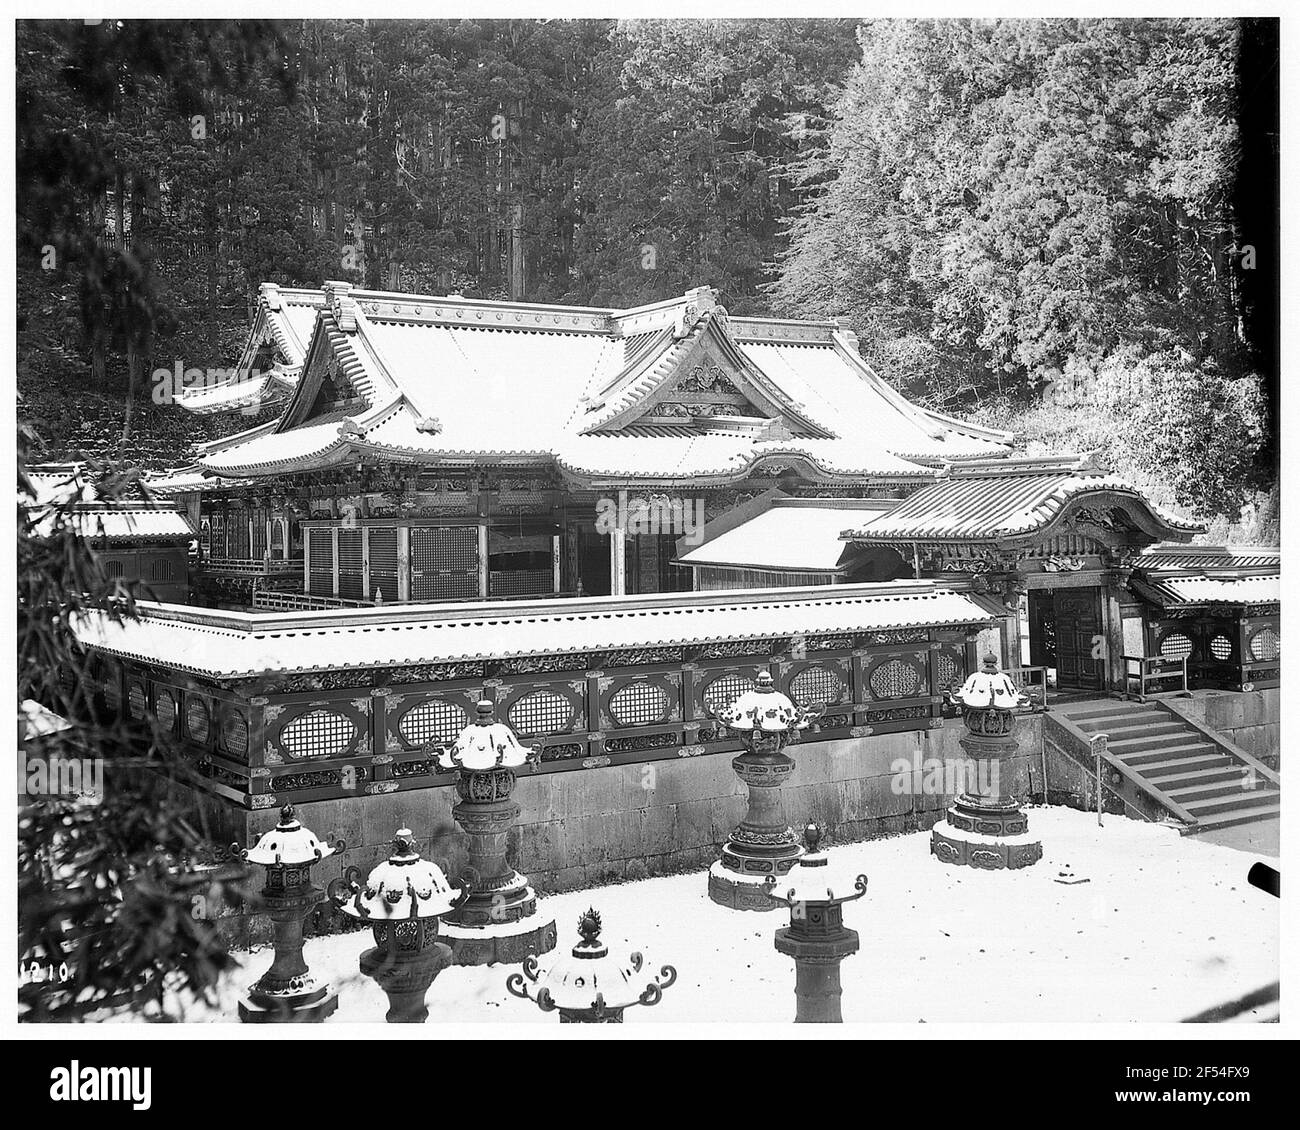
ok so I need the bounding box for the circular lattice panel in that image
[127,683,147,719]
[703,673,756,715]
[1159,632,1194,661]
[281,709,356,759]
[155,689,177,733]
[935,651,963,691]
[869,659,921,700]
[789,666,844,708]
[222,714,249,760]
[609,681,670,727]
[186,698,210,744]
[1209,635,1233,661]
[399,699,468,746]
[1249,628,1279,662]
[507,690,575,737]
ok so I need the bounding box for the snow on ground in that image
[179,807,1282,1023]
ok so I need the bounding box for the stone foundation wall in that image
[193,714,1042,941]
[1162,689,1280,770]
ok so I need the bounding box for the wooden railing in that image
[201,556,304,578]
[1122,654,1188,701]
[251,590,374,612]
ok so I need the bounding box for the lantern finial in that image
[755,670,776,691]
[475,699,494,724]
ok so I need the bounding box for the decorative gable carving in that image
[583,308,833,439]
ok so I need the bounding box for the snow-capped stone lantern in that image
[433,700,557,965]
[341,828,468,1022]
[931,652,1043,870]
[707,670,824,911]
[233,804,341,1023]
[505,908,676,1023]
[766,824,868,1023]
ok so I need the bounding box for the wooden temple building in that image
[59,282,1279,872]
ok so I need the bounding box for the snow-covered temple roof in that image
[73,580,1001,678]
[840,455,1202,545]
[167,282,1013,489]
[175,284,321,415]
[1129,542,1280,611]
[22,464,197,543]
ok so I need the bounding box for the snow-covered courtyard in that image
[179,807,1279,1024]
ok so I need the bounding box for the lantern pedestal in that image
[437,702,557,965]
[440,771,557,966]
[767,824,867,1023]
[238,885,339,1023]
[234,806,340,1024]
[773,916,859,1024]
[359,940,453,1024]
[932,670,1041,871]
[708,750,802,911]
[343,827,468,1024]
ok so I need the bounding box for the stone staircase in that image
[1047,699,1281,834]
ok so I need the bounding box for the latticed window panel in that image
[222,713,249,761]
[228,512,250,557]
[337,528,364,600]
[155,689,178,733]
[868,659,922,700]
[506,689,575,737]
[1249,628,1280,662]
[1209,635,1234,661]
[103,559,124,579]
[250,510,268,558]
[703,673,756,716]
[410,526,478,601]
[186,698,210,744]
[935,651,964,692]
[307,529,333,595]
[490,570,551,597]
[609,680,671,727]
[788,666,845,708]
[398,699,468,747]
[148,557,173,582]
[102,671,121,712]
[280,709,356,759]
[368,528,400,602]
[128,682,148,719]
[1159,632,1194,661]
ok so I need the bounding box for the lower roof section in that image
[843,455,1202,545]
[73,580,1001,679]
[1130,573,1281,611]
[675,498,898,574]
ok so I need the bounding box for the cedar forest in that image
[16,17,1279,538]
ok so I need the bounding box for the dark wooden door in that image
[1028,590,1056,669]
[1052,587,1104,690]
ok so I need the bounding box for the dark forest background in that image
[16,17,1279,538]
